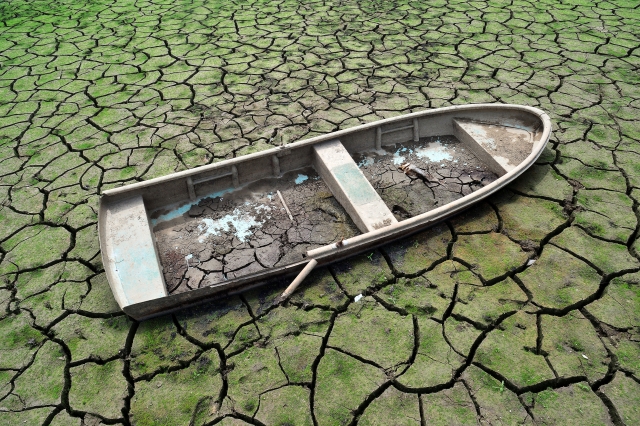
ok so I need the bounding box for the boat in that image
[98,103,551,319]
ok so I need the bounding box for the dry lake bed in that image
[1,0,639,424]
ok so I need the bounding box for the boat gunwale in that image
[100,103,550,198]
[98,103,551,319]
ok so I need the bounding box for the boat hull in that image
[98,103,551,319]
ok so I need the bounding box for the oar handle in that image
[280,259,318,299]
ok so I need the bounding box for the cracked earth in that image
[1,0,640,425]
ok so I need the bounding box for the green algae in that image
[495,191,566,242]
[454,233,529,281]
[397,317,463,388]
[255,386,314,426]
[541,311,609,382]
[226,345,287,416]
[475,311,555,387]
[601,373,640,425]
[519,245,601,309]
[454,277,527,326]
[131,351,222,426]
[329,298,414,370]
[383,224,450,275]
[359,386,421,425]
[130,316,200,379]
[69,359,128,419]
[314,348,386,425]
[528,384,611,425]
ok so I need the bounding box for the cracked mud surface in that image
[355,135,498,220]
[1,0,640,424]
[154,169,360,294]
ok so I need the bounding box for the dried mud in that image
[1,0,639,424]
[154,169,360,294]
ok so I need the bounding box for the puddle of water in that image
[358,157,375,168]
[393,146,413,165]
[197,206,265,243]
[415,141,453,162]
[295,174,309,184]
[150,188,234,226]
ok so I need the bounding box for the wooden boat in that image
[98,104,551,319]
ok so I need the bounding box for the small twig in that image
[277,190,294,221]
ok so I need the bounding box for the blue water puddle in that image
[393,140,457,165]
[415,141,453,162]
[198,209,262,243]
[198,202,274,243]
[393,146,413,165]
[295,174,309,184]
[150,188,234,226]
[357,157,375,168]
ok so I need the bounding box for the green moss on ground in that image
[69,359,128,419]
[383,224,450,275]
[475,311,555,387]
[454,278,528,326]
[449,202,498,234]
[462,365,530,424]
[519,245,601,309]
[9,340,65,409]
[541,311,609,382]
[495,191,566,242]
[421,382,477,425]
[329,298,414,370]
[226,345,287,416]
[601,373,640,425]
[398,317,463,388]
[131,351,222,426]
[175,296,255,348]
[551,226,639,274]
[314,348,386,425]
[454,233,528,281]
[255,386,313,426]
[52,314,130,362]
[359,386,421,425]
[585,272,640,330]
[332,251,394,297]
[130,316,200,379]
[528,384,611,425]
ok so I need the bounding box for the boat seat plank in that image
[103,195,167,306]
[453,118,535,177]
[313,139,397,233]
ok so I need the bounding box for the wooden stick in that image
[280,259,318,299]
[277,190,294,221]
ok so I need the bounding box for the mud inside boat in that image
[98,104,550,319]
[152,135,499,296]
[152,168,360,294]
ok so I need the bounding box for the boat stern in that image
[98,194,167,314]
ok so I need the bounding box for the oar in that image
[279,258,318,301]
